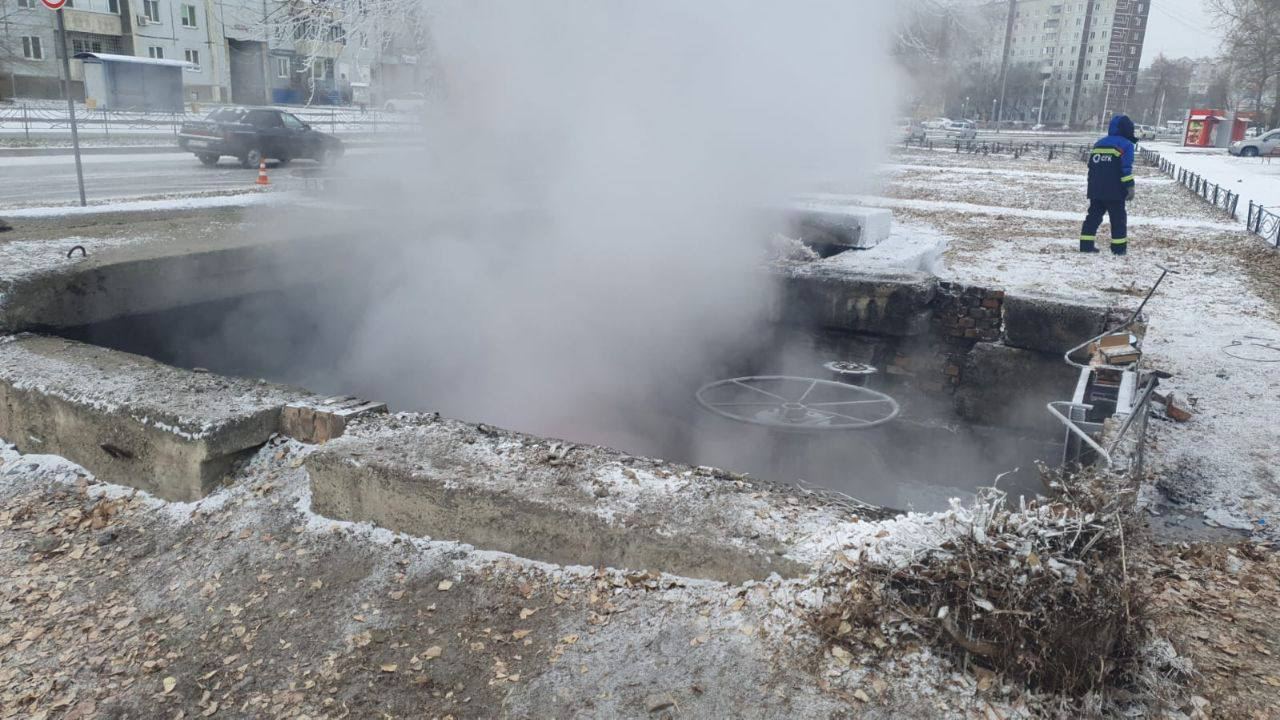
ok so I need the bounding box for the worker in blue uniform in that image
[1080,114,1138,255]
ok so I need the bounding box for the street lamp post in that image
[1037,76,1050,128]
[962,95,970,120]
[992,98,998,129]
[1099,83,1112,132]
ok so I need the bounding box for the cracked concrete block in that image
[0,335,305,501]
[1002,293,1113,355]
[307,414,814,583]
[772,266,936,336]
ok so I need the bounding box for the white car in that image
[1134,124,1157,141]
[1229,128,1280,157]
[944,120,977,139]
[384,92,427,113]
[922,117,951,130]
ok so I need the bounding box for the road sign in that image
[41,0,67,10]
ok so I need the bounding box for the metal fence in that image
[1247,202,1280,248]
[1151,154,1240,218]
[1174,167,1240,217]
[903,135,1090,161]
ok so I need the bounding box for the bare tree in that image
[1209,0,1280,126]
[895,0,1003,118]
[1131,54,1194,124]
[261,0,436,104]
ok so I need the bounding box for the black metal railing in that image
[1175,167,1240,217]
[1148,152,1241,218]
[1247,202,1280,248]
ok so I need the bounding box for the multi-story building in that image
[0,0,405,106]
[982,0,1150,127]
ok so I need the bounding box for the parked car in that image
[922,117,951,130]
[1229,128,1280,157]
[1134,124,1157,141]
[898,118,927,142]
[384,92,427,113]
[944,119,977,139]
[178,107,345,168]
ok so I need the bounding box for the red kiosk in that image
[1183,109,1249,148]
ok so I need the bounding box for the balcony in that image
[63,9,123,36]
[293,39,344,59]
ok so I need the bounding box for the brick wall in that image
[889,282,1005,393]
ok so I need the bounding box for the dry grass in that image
[810,474,1151,703]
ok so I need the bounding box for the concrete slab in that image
[0,233,350,334]
[788,206,892,250]
[307,413,869,583]
[0,335,306,500]
[953,341,1080,438]
[1001,292,1115,355]
[772,265,936,337]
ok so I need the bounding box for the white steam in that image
[311,1,902,452]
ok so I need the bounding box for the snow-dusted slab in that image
[789,205,893,249]
[307,413,891,583]
[0,335,306,501]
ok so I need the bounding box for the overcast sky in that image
[1142,0,1223,65]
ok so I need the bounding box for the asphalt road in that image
[0,149,384,209]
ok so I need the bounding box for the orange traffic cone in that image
[256,159,269,186]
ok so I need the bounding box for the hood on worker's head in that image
[1109,114,1136,142]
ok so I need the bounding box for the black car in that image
[178,107,345,168]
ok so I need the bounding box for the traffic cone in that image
[256,159,269,186]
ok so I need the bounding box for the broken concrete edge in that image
[1000,291,1136,355]
[770,264,937,337]
[0,334,356,501]
[305,410,913,584]
[280,398,389,444]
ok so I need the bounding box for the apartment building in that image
[0,0,406,105]
[983,0,1151,127]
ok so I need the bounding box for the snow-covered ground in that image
[1150,142,1280,213]
[815,146,1280,536]
[1,190,291,219]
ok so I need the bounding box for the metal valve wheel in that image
[695,375,900,431]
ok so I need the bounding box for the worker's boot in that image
[1079,236,1099,253]
[1111,238,1128,256]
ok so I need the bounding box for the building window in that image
[143,0,160,22]
[20,35,43,60]
[107,0,119,12]
[310,58,334,80]
[148,46,164,59]
[180,4,197,27]
[184,48,199,68]
[275,56,290,78]
[72,38,103,54]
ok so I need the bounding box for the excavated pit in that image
[0,238,1129,579]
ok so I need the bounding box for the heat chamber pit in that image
[42,274,1080,514]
